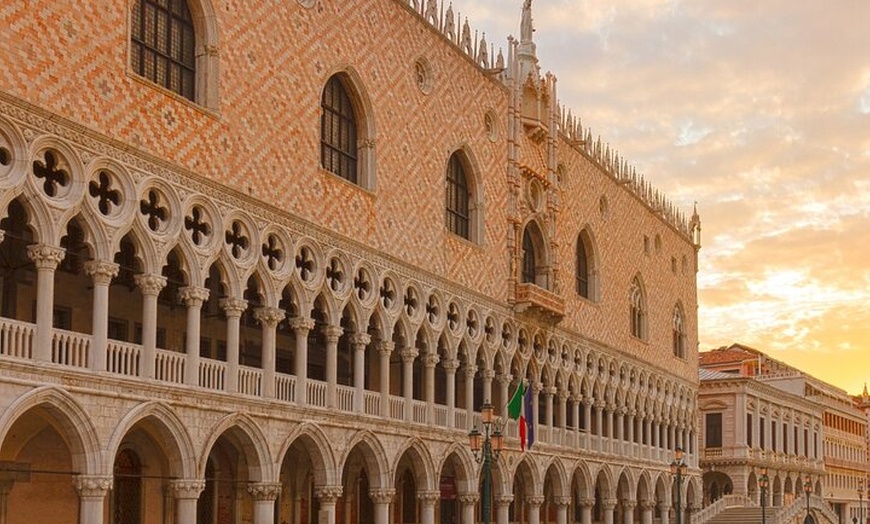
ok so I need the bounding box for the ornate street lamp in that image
[803,475,814,524]
[858,478,864,524]
[759,467,769,524]
[469,402,504,524]
[670,447,689,524]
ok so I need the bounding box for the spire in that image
[517,0,538,80]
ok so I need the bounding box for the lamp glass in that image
[469,428,482,452]
[492,430,504,453]
[675,447,684,462]
[481,403,494,424]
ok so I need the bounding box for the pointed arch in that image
[629,274,647,340]
[199,413,273,481]
[521,218,550,289]
[445,146,484,244]
[393,437,436,491]
[575,227,599,301]
[341,430,391,489]
[320,67,376,190]
[278,422,339,487]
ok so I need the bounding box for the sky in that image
[454,0,870,395]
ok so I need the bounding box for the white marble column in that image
[170,479,205,524]
[602,499,616,524]
[579,498,594,524]
[254,306,284,398]
[459,493,479,524]
[248,482,281,524]
[639,501,654,524]
[555,496,570,524]
[290,317,315,403]
[73,475,112,524]
[135,273,166,379]
[545,386,555,429]
[527,496,544,524]
[378,341,393,417]
[179,286,209,386]
[496,494,514,524]
[657,503,671,524]
[369,488,395,524]
[444,358,459,428]
[483,368,495,407]
[464,364,477,429]
[220,298,247,393]
[401,346,418,421]
[315,485,343,524]
[27,244,64,363]
[424,352,439,424]
[418,490,440,524]
[323,325,343,408]
[84,260,119,372]
[621,500,635,524]
[352,333,371,413]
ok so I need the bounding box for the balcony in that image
[515,283,565,321]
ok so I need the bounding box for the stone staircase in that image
[706,506,764,523]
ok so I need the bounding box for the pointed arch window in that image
[131,0,196,101]
[673,305,686,358]
[576,235,589,298]
[321,75,358,184]
[522,228,536,284]
[446,153,470,239]
[629,277,646,340]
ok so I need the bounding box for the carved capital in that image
[424,352,440,368]
[441,358,459,372]
[247,482,282,501]
[73,475,113,498]
[525,495,545,506]
[368,488,395,504]
[458,493,480,505]
[254,306,285,327]
[400,346,419,363]
[350,333,371,348]
[417,489,441,505]
[622,500,637,510]
[27,244,65,269]
[554,496,571,507]
[323,325,344,344]
[640,500,657,511]
[483,369,495,380]
[578,498,595,508]
[219,297,248,317]
[315,485,343,503]
[289,317,316,333]
[377,340,395,356]
[178,285,210,307]
[463,365,477,378]
[135,273,167,296]
[602,498,618,511]
[84,260,119,284]
[170,479,206,499]
[495,494,515,506]
[498,373,513,386]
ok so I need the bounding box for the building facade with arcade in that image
[0,1,701,523]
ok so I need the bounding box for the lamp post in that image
[858,478,864,524]
[759,467,769,524]
[803,475,813,524]
[469,402,504,524]
[670,447,689,524]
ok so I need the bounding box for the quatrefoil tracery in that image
[89,171,121,216]
[33,150,69,198]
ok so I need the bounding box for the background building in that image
[0,1,701,524]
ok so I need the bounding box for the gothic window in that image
[445,153,470,239]
[629,277,646,340]
[672,304,686,358]
[576,233,590,298]
[321,75,358,184]
[522,227,536,284]
[131,0,196,101]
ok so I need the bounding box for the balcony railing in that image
[0,317,694,464]
[515,283,566,320]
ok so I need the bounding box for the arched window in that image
[576,235,589,298]
[445,153,470,239]
[673,305,686,358]
[321,75,358,184]
[131,0,196,101]
[522,227,536,284]
[629,277,646,340]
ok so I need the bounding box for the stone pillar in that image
[657,503,670,524]
[84,260,119,372]
[639,501,654,524]
[315,485,343,524]
[531,383,542,444]
[579,498,594,524]
[424,352,439,424]
[498,374,512,416]
[254,306,284,398]
[545,386,555,428]
[606,404,615,451]
[248,482,282,524]
[555,496,570,524]
[616,408,625,443]
[170,479,206,524]
[27,244,64,363]
[135,273,166,379]
[73,475,112,524]
[401,346,419,421]
[557,391,567,431]
[179,286,209,386]
[621,500,635,524]
[464,364,477,429]
[351,333,371,413]
[220,298,247,393]
[443,358,459,428]
[602,499,616,524]
[418,490,440,524]
[324,326,343,408]
[378,341,394,417]
[459,493,479,524]
[369,488,395,524]
[628,411,636,446]
[483,368,495,407]
[290,317,315,403]
[595,402,604,438]
[527,495,544,524]
[496,494,514,524]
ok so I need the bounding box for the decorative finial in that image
[521,0,534,44]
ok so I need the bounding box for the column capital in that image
[554,496,571,507]
[657,502,672,511]
[315,485,343,503]
[545,386,557,396]
[170,478,206,499]
[368,488,396,504]
[134,273,167,296]
[497,373,513,386]
[458,493,480,505]
[289,316,316,333]
[26,243,65,269]
[323,325,344,343]
[424,352,440,368]
[377,340,395,356]
[350,333,371,348]
[622,500,637,510]
[73,474,113,498]
[463,364,477,378]
[247,481,282,501]
[525,495,545,506]
[640,500,657,511]
[441,358,459,372]
[219,297,248,317]
[84,260,119,284]
[416,490,441,505]
[254,306,285,327]
[495,494,515,506]
[483,369,496,380]
[179,285,210,306]
[400,346,419,362]
[602,498,618,510]
[578,498,595,508]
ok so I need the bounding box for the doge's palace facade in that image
[0,1,701,524]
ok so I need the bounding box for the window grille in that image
[131,0,196,101]
[321,76,358,183]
